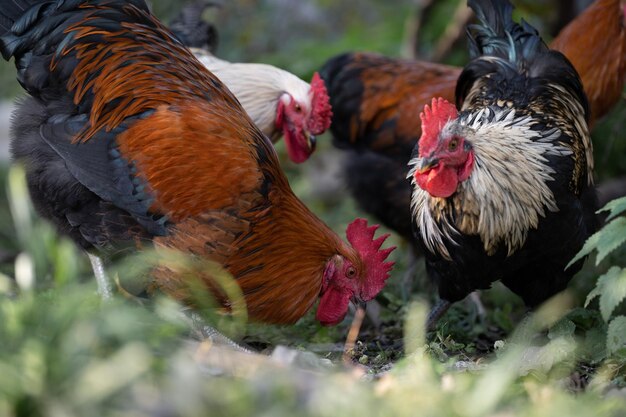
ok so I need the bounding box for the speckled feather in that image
[409,0,598,308]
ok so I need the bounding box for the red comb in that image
[419,97,458,155]
[308,72,333,135]
[346,218,396,301]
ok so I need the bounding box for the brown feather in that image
[151,186,359,325]
[351,54,460,150]
[550,0,626,126]
[116,104,362,324]
[116,105,264,218]
[59,4,242,143]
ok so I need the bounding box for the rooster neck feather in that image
[230,192,351,324]
[459,56,594,191]
[410,107,575,259]
[154,182,352,325]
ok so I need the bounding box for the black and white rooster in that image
[408,0,598,327]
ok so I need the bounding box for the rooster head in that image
[316,219,395,326]
[412,97,474,198]
[275,72,332,164]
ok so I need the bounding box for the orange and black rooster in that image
[0,0,395,326]
[320,0,624,248]
[408,0,597,326]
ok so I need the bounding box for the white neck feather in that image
[410,108,573,259]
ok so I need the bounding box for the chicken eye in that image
[448,138,459,151]
[346,266,356,278]
[294,103,302,112]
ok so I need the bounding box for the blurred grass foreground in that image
[0,0,625,415]
[1,163,625,417]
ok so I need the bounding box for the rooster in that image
[408,0,597,326]
[170,2,332,164]
[320,0,624,249]
[0,0,395,326]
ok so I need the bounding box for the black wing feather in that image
[39,113,167,236]
[319,52,367,150]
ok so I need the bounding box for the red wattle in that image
[316,286,350,326]
[283,128,312,164]
[414,165,459,198]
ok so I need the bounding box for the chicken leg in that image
[88,252,250,352]
[469,291,486,318]
[426,299,451,331]
[88,253,113,300]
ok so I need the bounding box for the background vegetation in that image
[0,0,624,416]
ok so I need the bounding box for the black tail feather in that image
[468,0,513,36]
[457,0,589,120]
[1,0,150,60]
[466,0,547,64]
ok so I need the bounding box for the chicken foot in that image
[187,311,254,354]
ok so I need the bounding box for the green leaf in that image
[583,325,608,364]
[598,196,626,222]
[564,307,600,329]
[586,267,626,322]
[594,218,626,265]
[568,218,626,268]
[548,319,576,340]
[606,316,626,355]
[584,285,601,309]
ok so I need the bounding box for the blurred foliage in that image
[0,174,625,416]
[570,197,626,356]
[592,104,626,180]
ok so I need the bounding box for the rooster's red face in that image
[275,73,332,164]
[315,255,361,326]
[413,98,475,198]
[276,94,316,163]
[315,219,395,326]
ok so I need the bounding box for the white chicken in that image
[170,2,332,163]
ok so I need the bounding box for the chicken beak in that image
[418,157,439,173]
[351,296,367,312]
[308,134,317,152]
